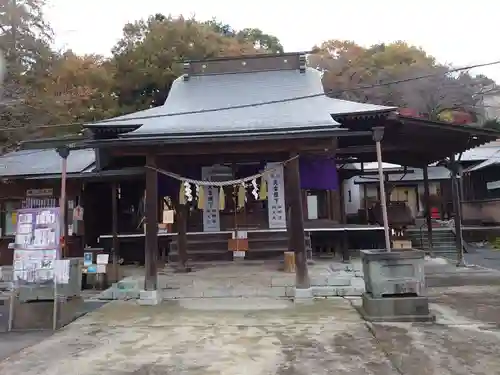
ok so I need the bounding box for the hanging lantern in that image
[197,185,205,210]
[219,186,226,210]
[237,183,246,209]
[259,175,268,200]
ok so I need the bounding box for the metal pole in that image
[373,127,391,252]
[57,147,69,258]
[422,165,434,257]
[449,155,465,267]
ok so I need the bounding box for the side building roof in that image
[0,148,95,178]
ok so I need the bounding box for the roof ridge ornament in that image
[183,62,191,81]
[299,54,306,73]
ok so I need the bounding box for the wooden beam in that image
[285,152,310,289]
[111,138,336,157]
[336,145,400,154]
[144,153,158,291]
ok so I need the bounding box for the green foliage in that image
[111,15,270,112]
[0,9,497,149]
[0,12,283,146]
[309,39,494,122]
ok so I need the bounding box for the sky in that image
[45,0,500,82]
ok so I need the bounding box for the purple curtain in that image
[299,156,338,190]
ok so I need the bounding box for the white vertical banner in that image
[201,167,221,232]
[266,162,287,229]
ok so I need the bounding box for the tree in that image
[112,15,282,113]
[0,0,54,148]
[27,51,118,127]
[204,19,284,53]
[0,0,52,95]
[310,40,495,122]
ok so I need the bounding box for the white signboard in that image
[201,167,221,232]
[266,163,287,229]
[12,207,60,285]
[13,249,57,283]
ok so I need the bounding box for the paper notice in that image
[162,210,175,224]
[96,254,109,265]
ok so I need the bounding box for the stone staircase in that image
[168,231,312,263]
[406,227,457,259]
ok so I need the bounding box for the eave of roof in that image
[71,127,352,150]
[22,167,145,181]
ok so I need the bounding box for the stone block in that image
[138,290,161,306]
[312,286,337,297]
[335,287,348,297]
[360,293,434,322]
[351,277,366,288]
[232,286,258,297]
[203,288,231,298]
[11,297,83,330]
[162,289,182,300]
[97,289,114,300]
[269,286,287,297]
[112,290,128,300]
[326,274,352,287]
[293,287,313,304]
[361,250,426,298]
[310,275,328,286]
[126,290,140,299]
[270,276,294,287]
[117,280,139,290]
[334,286,363,297]
[350,287,364,296]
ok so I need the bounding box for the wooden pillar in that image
[144,154,158,291]
[363,183,369,222]
[422,166,434,257]
[176,203,188,271]
[326,190,332,220]
[286,153,310,289]
[111,182,120,278]
[338,177,349,261]
[284,172,293,252]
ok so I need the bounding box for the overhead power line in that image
[1,59,500,132]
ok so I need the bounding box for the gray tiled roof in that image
[354,166,451,184]
[92,68,393,138]
[0,148,95,177]
[327,98,395,116]
[459,140,500,161]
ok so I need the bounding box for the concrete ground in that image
[0,290,500,375]
[465,246,500,271]
[1,258,500,374]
